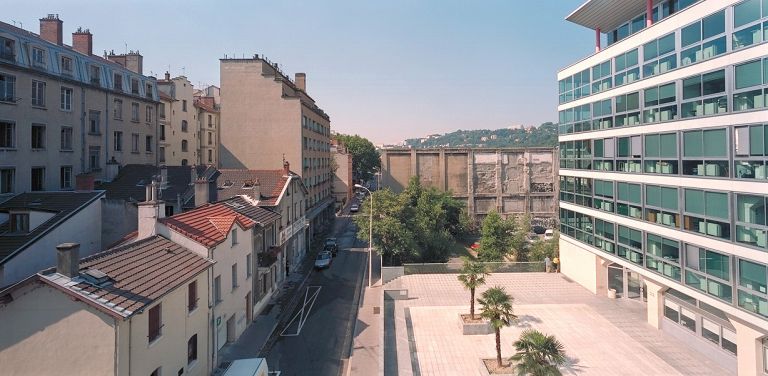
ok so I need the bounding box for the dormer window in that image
[131,78,139,95]
[0,37,14,61]
[114,73,123,92]
[60,56,72,75]
[222,180,234,188]
[32,48,45,68]
[89,65,101,85]
[9,212,29,233]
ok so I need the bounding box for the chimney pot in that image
[39,14,63,46]
[283,161,290,176]
[56,243,80,278]
[165,71,170,81]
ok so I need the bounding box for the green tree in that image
[335,134,380,182]
[478,211,511,261]
[508,214,531,261]
[527,232,559,264]
[509,329,567,376]
[457,258,489,319]
[479,286,517,368]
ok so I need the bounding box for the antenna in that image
[181,66,186,75]
[124,42,128,54]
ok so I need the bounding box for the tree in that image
[509,329,567,376]
[479,286,517,368]
[477,211,511,261]
[457,258,489,319]
[508,214,531,261]
[527,232,559,264]
[335,134,380,182]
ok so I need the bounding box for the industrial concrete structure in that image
[379,147,558,226]
[557,0,768,375]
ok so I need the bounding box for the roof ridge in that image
[207,215,237,236]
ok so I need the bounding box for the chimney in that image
[72,28,93,56]
[56,243,80,278]
[124,51,143,75]
[75,173,95,191]
[137,180,165,240]
[252,179,261,201]
[194,178,210,207]
[295,73,306,91]
[283,160,291,176]
[164,71,170,81]
[105,157,119,182]
[159,165,168,187]
[39,14,63,45]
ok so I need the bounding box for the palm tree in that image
[457,257,489,320]
[479,286,517,367]
[509,329,567,376]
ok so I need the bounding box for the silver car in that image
[314,251,333,269]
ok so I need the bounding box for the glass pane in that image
[618,137,630,157]
[705,250,730,281]
[645,87,659,107]
[626,92,639,111]
[681,22,701,47]
[683,77,701,99]
[644,40,657,61]
[626,49,638,67]
[685,189,705,215]
[662,187,678,210]
[658,33,676,55]
[705,191,729,220]
[615,54,626,71]
[739,259,767,293]
[703,128,727,157]
[683,131,702,157]
[659,83,676,104]
[737,194,766,225]
[734,0,761,28]
[736,60,763,90]
[702,37,726,59]
[647,185,662,207]
[702,70,726,95]
[645,134,660,157]
[660,133,677,158]
[753,125,767,155]
[702,11,725,40]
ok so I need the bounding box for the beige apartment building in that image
[157,74,198,166]
[220,55,334,236]
[195,95,219,166]
[0,15,159,196]
[331,140,353,210]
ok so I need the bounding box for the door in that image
[608,264,624,298]
[627,271,642,300]
[226,315,236,343]
[246,292,253,322]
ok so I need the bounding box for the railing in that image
[279,217,306,244]
[382,261,546,284]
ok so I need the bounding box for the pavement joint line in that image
[279,285,321,336]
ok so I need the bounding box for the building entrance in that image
[608,263,647,302]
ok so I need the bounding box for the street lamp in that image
[355,183,373,287]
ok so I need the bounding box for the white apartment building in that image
[557,0,768,375]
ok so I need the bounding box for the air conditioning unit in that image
[707,222,723,237]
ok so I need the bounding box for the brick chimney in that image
[295,73,306,91]
[72,28,93,56]
[251,179,261,201]
[137,180,165,240]
[39,14,63,45]
[56,243,80,278]
[164,71,170,81]
[283,160,291,176]
[124,51,143,75]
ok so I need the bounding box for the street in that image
[263,208,369,376]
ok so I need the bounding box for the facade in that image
[219,56,334,238]
[331,140,353,210]
[0,191,103,287]
[195,95,220,166]
[380,147,559,226]
[157,74,198,166]
[557,0,768,375]
[0,15,159,196]
[0,237,213,376]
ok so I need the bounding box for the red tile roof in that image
[194,97,218,113]
[161,203,256,247]
[158,91,176,102]
[217,169,294,206]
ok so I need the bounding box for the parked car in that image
[314,251,333,269]
[544,229,555,240]
[324,238,339,256]
[531,225,546,235]
[350,204,360,213]
[470,242,481,250]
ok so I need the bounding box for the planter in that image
[458,314,493,335]
[479,358,514,375]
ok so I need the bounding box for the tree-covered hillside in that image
[403,122,557,148]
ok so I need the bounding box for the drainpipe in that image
[105,91,110,166]
[80,87,86,172]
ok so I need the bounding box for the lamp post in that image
[355,183,373,287]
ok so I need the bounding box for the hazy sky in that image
[10,0,593,144]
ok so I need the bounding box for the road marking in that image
[279,286,322,337]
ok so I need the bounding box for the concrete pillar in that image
[496,151,503,214]
[646,0,653,27]
[467,150,475,217]
[595,28,601,53]
[728,318,765,376]
[439,149,446,191]
[410,149,417,178]
[643,278,668,329]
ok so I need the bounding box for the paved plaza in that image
[382,273,734,376]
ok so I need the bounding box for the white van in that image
[222,358,271,376]
[544,229,555,240]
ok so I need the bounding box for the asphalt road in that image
[265,209,368,376]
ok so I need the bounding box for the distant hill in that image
[403,122,557,149]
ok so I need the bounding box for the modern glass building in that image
[557,0,768,374]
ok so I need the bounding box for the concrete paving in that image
[379,273,734,376]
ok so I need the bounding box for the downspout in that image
[209,247,216,369]
[80,87,86,172]
[113,319,118,376]
[105,91,110,166]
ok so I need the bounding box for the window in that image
[182,99,187,112]
[732,0,768,50]
[557,68,589,104]
[643,33,676,78]
[0,168,13,194]
[616,135,641,172]
[181,120,188,132]
[682,70,727,118]
[214,275,222,304]
[734,124,768,180]
[113,99,123,120]
[114,131,123,151]
[643,83,677,123]
[231,229,238,245]
[591,60,612,94]
[685,245,732,301]
[31,167,44,191]
[31,124,46,149]
[160,124,165,141]
[247,253,253,278]
[145,136,153,152]
[159,146,165,163]
[188,281,198,312]
[590,99,613,130]
[593,218,615,254]
[735,194,768,250]
[60,126,72,150]
[60,56,73,74]
[646,233,681,280]
[9,213,29,232]
[113,73,123,92]
[159,103,166,119]
[738,259,768,317]
[207,132,213,145]
[0,121,14,148]
[208,114,213,127]
[0,73,15,102]
[644,133,678,174]
[88,146,100,171]
[682,128,728,177]
[0,37,15,60]
[131,102,139,122]
[680,11,726,66]
[645,185,679,228]
[614,92,640,127]
[208,149,213,163]
[31,47,45,67]
[146,106,153,123]
[60,87,72,111]
[684,189,730,240]
[733,59,767,112]
[89,110,101,134]
[131,134,139,153]
[616,225,643,265]
[146,83,153,99]
[89,65,101,85]
[232,263,238,289]
[131,78,139,95]
[148,304,162,342]
[60,166,72,189]
[187,334,198,364]
[31,80,46,107]
[614,49,640,86]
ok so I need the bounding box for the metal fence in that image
[383,262,546,283]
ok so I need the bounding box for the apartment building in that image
[219,56,334,238]
[0,15,159,196]
[557,0,768,374]
[195,95,219,166]
[158,74,198,166]
[0,238,213,376]
[331,140,353,210]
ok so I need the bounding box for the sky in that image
[10,0,593,145]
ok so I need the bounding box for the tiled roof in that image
[217,169,293,206]
[161,203,256,247]
[194,97,218,113]
[158,91,176,102]
[221,196,281,226]
[0,191,105,265]
[97,164,199,203]
[31,235,213,319]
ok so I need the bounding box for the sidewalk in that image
[348,283,383,376]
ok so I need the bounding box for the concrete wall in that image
[2,197,102,286]
[559,237,607,295]
[101,199,138,248]
[0,283,116,376]
[380,148,558,226]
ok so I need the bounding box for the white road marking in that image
[280,286,322,337]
